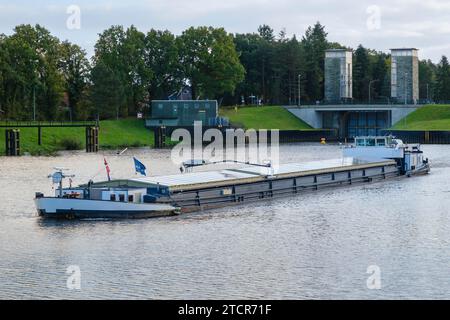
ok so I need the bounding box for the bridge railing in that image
[0,120,99,128]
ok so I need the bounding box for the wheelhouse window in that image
[119,194,125,202]
[376,138,386,146]
[356,138,365,146]
[128,195,134,202]
[366,138,376,146]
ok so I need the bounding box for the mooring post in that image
[85,126,99,153]
[5,129,20,156]
[5,129,9,156]
[154,128,159,148]
[154,126,166,148]
[38,126,42,145]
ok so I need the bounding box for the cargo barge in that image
[35,136,430,219]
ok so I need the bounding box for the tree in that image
[0,34,6,117]
[122,26,151,114]
[436,55,450,101]
[93,25,150,117]
[258,25,275,42]
[370,52,389,101]
[177,26,245,100]
[419,59,437,101]
[301,22,328,102]
[144,29,182,100]
[276,35,304,105]
[90,61,125,119]
[231,33,263,105]
[353,45,370,101]
[59,41,90,120]
[0,24,64,120]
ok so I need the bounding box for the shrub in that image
[59,138,82,150]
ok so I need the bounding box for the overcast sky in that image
[1,0,449,62]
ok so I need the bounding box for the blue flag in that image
[133,157,147,176]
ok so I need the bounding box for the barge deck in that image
[90,157,400,213]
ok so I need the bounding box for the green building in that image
[146,100,224,127]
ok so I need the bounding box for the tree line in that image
[1,22,450,121]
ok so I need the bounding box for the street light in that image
[298,74,301,107]
[368,79,379,104]
[33,84,36,121]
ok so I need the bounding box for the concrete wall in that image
[286,105,422,130]
[391,49,419,103]
[286,108,322,128]
[324,50,352,102]
[391,107,418,126]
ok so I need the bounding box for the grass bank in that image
[219,106,313,130]
[392,105,450,130]
[0,118,154,156]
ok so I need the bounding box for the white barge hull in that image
[35,197,177,219]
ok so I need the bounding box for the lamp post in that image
[32,84,36,121]
[31,57,39,122]
[298,74,301,107]
[368,79,379,104]
[404,73,408,127]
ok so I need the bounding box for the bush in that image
[59,138,82,150]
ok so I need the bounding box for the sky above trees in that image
[0,0,450,62]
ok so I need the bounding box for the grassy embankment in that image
[0,118,154,155]
[0,106,314,155]
[219,105,313,130]
[392,105,450,130]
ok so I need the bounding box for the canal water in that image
[0,144,449,299]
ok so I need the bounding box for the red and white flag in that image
[104,157,111,181]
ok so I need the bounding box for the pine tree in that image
[353,45,370,101]
[436,56,450,102]
[301,22,328,102]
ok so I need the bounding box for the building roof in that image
[325,48,352,52]
[390,48,419,51]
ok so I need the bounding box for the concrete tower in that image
[324,49,352,103]
[390,48,419,104]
